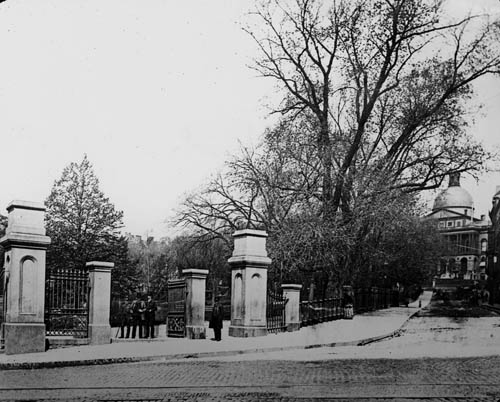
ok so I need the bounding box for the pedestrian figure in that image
[342,286,354,319]
[470,288,478,306]
[130,294,146,339]
[145,294,157,339]
[130,294,139,339]
[126,297,136,338]
[481,288,490,304]
[138,295,147,338]
[209,296,223,341]
[118,296,131,338]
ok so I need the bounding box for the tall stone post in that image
[0,201,51,355]
[86,261,114,345]
[228,229,271,337]
[182,268,208,339]
[281,284,302,332]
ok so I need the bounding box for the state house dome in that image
[432,173,473,211]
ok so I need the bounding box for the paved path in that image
[0,292,433,369]
[0,356,499,401]
[195,300,500,362]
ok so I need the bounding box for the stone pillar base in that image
[4,323,45,355]
[88,324,111,345]
[286,323,301,332]
[186,325,206,339]
[229,325,267,337]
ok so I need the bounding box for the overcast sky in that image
[1,0,499,239]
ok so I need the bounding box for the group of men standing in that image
[118,294,157,339]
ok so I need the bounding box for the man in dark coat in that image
[138,295,147,338]
[130,293,146,339]
[209,296,223,341]
[342,286,354,319]
[144,294,157,338]
[118,296,131,338]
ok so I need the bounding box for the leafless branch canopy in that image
[246,0,499,215]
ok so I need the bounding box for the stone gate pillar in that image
[0,201,51,355]
[183,268,208,339]
[86,261,114,345]
[228,229,271,337]
[281,284,302,332]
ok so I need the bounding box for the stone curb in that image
[0,308,422,371]
[0,333,397,371]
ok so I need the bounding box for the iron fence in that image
[266,290,287,334]
[44,266,90,337]
[300,297,343,327]
[353,287,399,313]
[300,288,398,327]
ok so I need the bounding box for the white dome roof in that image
[433,186,473,211]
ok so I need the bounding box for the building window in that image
[456,220,462,227]
[439,221,445,228]
[447,221,453,227]
[481,239,487,252]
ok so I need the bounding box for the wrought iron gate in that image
[44,266,90,337]
[266,290,287,334]
[167,279,186,338]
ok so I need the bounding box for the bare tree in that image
[174,118,324,237]
[246,0,500,217]
[174,1,499,292]
[174,127,445,293]
[167,235,231,303]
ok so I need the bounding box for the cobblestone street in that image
[1,300,499,401]
[1,355,500,401]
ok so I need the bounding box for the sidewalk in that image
[0,291,432,370]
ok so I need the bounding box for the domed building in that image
[427,173,490,284]
[432,173,474,216]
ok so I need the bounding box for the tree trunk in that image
[318,119,334,221]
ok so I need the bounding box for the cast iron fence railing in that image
[353,287,399,314]
[266,290,287,334]
[44,266,90,337]
[300,297,343,327]
[300,288,399,328]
